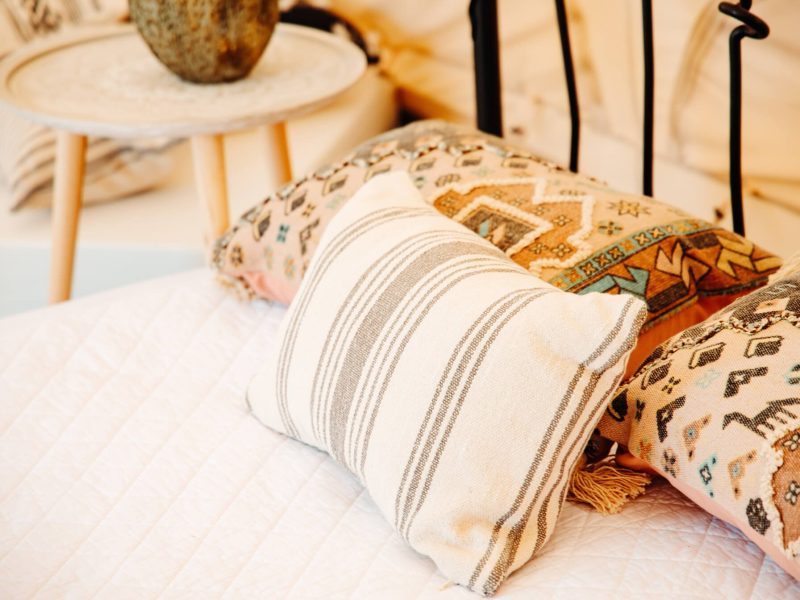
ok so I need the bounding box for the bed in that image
[3,3,800,597]
[2,270,799,598]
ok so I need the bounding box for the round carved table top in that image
[0,23,367,139]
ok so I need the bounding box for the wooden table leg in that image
[263,121,292,187]
[191,134,230,241]
[48,131,87,304]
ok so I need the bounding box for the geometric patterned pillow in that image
[213,120,564,303]
[214,120,781,373]
[598,260,800,582]
[0,0,175,211]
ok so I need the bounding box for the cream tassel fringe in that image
[568,455,652,515]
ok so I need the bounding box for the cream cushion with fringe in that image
[247,172,646,595]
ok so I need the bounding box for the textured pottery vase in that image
[129,0,280,84]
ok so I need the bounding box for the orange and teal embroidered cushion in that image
[213,120,780,372]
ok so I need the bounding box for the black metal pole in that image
[718,1,769,236]
[469,0,503,136]
[642,0,654,196]
[555,0,580,172]
[728,23,746,235]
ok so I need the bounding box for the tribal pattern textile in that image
[214,120,568,303]
[599,257,800,581]
[214,121,779,370]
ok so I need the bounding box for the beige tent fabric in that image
[580,0,800,201]
[333,0,800,212]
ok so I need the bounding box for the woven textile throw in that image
[213,120,779,375]
[247,172,646,595]
[599,254,800,582]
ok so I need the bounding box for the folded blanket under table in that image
[1,270,798,598]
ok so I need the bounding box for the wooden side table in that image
[0,24,365,303]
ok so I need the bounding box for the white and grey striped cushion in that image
[248,172,647,595]
[0,0,175,210]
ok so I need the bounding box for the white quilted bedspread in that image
[1,270,799,599]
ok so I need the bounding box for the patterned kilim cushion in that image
[0,0,174,210]
[247,172,647,595]
[214,120,780,372]
[598,255,800,582]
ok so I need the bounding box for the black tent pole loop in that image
[642,0,655,196]
[469,0,503,136]
[554,0,580,172]
[718,0,769,236]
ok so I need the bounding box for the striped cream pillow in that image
[247,172,647,595]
